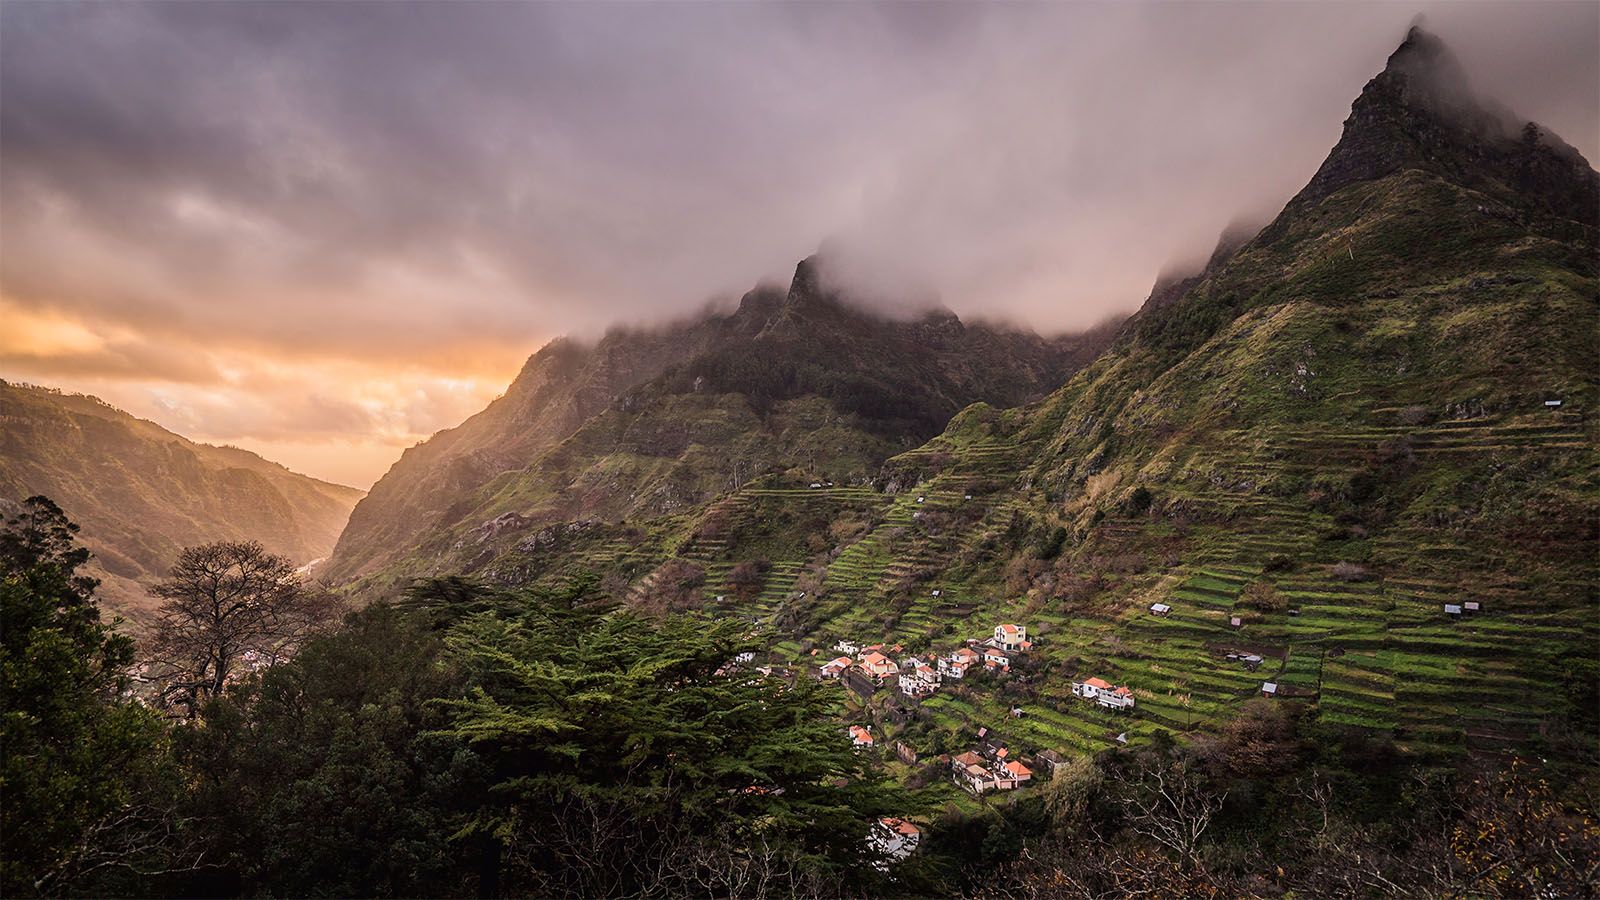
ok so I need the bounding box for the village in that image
[811,621,1135,798]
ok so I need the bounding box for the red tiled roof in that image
[1084,677,1112,690]
[880,817,921,836]
[1004,760,1032,777]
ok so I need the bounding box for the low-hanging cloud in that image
[1,2,1595,485]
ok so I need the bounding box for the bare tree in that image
[146,541,337,715]
[1118,757,1228,868]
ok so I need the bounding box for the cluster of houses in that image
[938,624,1032,679]
[949,729,1033,794]
[818,623,1034,698]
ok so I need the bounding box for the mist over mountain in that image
[325,261,1116,591]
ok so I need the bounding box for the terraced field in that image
[638,409,1595,773]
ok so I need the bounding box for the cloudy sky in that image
[2,1,1595,488]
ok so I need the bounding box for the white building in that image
[868,818,922,870]
[1073,677,1136,710]
[898,658,940,697]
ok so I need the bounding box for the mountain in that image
[456,26,1597,759]
[323,263,1116,593]
[0,380,365,622]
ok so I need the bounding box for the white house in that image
[951,751,994,793]
[820,656,853,678]
[849,725,874,749]
[1149,603,1172,616]
[868,818,922,869]
[1261,682,1278,697]
[995,760,1033,789]
[834,639,861,655]
[1073,677,1136,710]
[982,646,1013,672]
[898,658,940,697]
[1444,604,1462,616]
[938,647,980,679]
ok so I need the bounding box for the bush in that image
[1262,554,1295,573]
[1331,561,1369,582]
[1239,580,1287,612]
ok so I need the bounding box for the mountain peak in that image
[1285,25,1597,224]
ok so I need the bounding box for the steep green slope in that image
[0,380,365,622]
[329,261,1114,597]
[480,27,1598,764]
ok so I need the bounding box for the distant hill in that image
[323,262,1116,594]
[0,380,365,623]
[435,26,1598,759]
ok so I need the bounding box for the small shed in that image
[1230,616,1243,628]
[1444,604,1462,616]
[1464,600,1481,613]
[1149,602,1172,616]
[1261,682,1278,697]
[1545,399,1563,408]
[1242,654,1264,670]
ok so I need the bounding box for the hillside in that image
[467,27,1598,763]
[0,380,365,622]
[325,262,1114,594]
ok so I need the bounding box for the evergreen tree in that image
[0,497,172,896]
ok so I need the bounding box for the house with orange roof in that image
[848,725,874,749]
[858,651,900,681]
[898,657,940,697]
[868,817,922,869]
[993,623,1031,651]
[997,759,1033,789]
[938,646,980,679]
[982,645,1013,672]
[1073,676,1136,710]
[819,656,852,679]
[950,750,994,793]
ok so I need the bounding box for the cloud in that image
[1,2,1594,484]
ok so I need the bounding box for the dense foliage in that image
[0,498,173,896]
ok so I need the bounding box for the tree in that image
[1117,756,1227,868]
[171,603,481,898]
[434,585,908,897]
[0,497,175,896]
[148,541,336,716]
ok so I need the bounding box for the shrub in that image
[1331,561,1369,582]
[1239,581,1287,612]
[1263,554,1295,573]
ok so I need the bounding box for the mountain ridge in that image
[0,379,365,623]
[324,261,1117,589]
